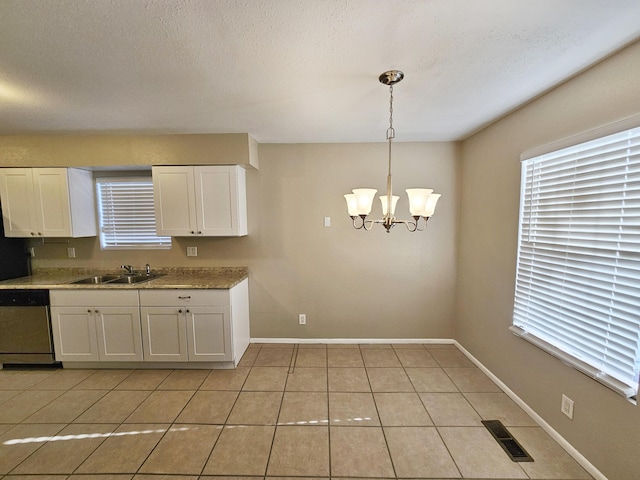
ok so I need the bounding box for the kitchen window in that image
[96,176,171,250]
[511,123,640,400]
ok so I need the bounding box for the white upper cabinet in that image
[0,168,96,238]
[152,165,247,237]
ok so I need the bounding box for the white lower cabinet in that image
[50,306,99,361]
[187,306,230,361]
[50,290,142,362]
[139,306,188,362]
[139,289,233,362]
[50,279,250,367]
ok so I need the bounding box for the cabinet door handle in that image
[178,296,191,300]
[197,231,202,234]
[87,309,92,313]
[190,231,195,234]
[178,309,183,313]
[185,309,190,313]
[95,310,99,313]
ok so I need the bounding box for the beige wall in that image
[457,40,640,479]
[26,141,459,339]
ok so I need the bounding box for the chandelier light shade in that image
[345,70,441,233]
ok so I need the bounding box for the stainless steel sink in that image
[70,275,122,285]
[108,274,163,284]
[70,274,163,285]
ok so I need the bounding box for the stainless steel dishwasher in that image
[0,289,57,367]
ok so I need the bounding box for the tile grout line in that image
[325,344,332,479]
[14,368,133,476]
[368,344,399,479]
[137,370,210,477]
[263,345,295,478]
[0,343,593,480]
[394,346,465,480]
[198,343,262,477]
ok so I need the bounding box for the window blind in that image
[512,126,640,399]
[96,177,171,249]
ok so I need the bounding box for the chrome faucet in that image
[121,264,134,274]
[145,263,151,275]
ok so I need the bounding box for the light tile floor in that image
[0,343,593,479]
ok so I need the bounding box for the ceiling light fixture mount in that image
[344,70,441,233]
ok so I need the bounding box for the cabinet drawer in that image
[139,289,230,306]
[51,289,139,307]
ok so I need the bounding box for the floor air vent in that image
[482,420,533,462]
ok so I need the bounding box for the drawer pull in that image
[178,296,191,300]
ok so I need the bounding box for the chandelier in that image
[344,70,441,233]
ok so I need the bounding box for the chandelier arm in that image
[413,216,430,232]
[363,219,376,231]
[350,215,366,229]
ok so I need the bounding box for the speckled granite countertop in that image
[0,267,248,290]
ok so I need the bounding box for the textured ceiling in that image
[1,0,639,143]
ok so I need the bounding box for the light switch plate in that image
[187,246,198,257]
[67,247,76,258]
[324,216,331,227]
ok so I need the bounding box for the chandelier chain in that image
[386,85,395,140]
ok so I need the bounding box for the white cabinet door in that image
[195,166,247,236]
[140,306,188,361]
[0,168,39,237]
[0,168,96,238]
[95,306,143,361]
[152,166,198,236]
[186,306,232,361]
[32,168,72,237]
[50,307,99,362]
[152,165,247,237]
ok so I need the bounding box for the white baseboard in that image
[454,341,606,480]
[250,337,455,345]
[249,336,606,480]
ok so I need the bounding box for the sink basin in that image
[108,274,163,284]
[70,275,122,285]
[70,274,164,285]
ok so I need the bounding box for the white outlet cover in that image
[561,394,574,419]
[187,246,198,257]
[67,247,76,258]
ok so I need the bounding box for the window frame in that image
[95,174,171,250]
[511,116,640,400]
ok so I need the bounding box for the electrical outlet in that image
[324,216,331,227]
[187,246,198,257]
[298,313,306,325]
[67,247,76,258]
[561,394,574,419]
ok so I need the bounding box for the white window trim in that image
[521,113,640,161]
[96,176,171,250]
